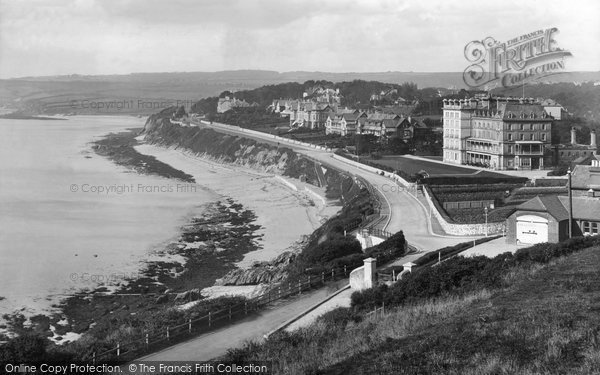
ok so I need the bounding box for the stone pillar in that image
[403,262,416,273]
[363,257,376,289]
[571,127,577,145]
[591,130,597,147]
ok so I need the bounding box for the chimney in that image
[571,127,577,145]
[591,130,597,147]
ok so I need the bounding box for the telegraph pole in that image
[568,168,573,238]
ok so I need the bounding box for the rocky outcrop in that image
[216,251,297,286]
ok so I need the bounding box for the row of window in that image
[560,150,594,157]
[507,133,547,141]
[444,111,461,119]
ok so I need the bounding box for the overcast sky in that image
[0,0,598,78]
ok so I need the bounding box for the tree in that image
[388,137,410,155]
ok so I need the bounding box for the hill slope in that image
[224,238,600,374]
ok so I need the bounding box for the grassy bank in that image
[223,236,600,374]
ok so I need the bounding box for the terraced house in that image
[443,96,553,170]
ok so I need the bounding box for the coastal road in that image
[193,120,478,252]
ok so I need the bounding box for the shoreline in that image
[1,125,339,347]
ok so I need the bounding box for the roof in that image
[571,165,600,190]
[366,112,401,121]
[516,195,570,221]
[558,196,600,221]
[342,113,360,121]
[497,102,550,120]
[517,194,600,222]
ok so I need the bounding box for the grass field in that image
[363,155,510,178]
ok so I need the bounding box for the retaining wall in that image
[422,186,506,236]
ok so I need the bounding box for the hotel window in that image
[530,134,534,140]
[520,124,524,130]
[592,222,598,235]
[542,133,547,141]
[508,133,513,141]
[520,134,525,141]
[542,124,546,130]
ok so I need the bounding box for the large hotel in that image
[442,96,553,170]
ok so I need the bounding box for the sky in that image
[0,0,598,78]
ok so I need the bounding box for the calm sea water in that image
[0,116,216,319]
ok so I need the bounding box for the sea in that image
[0,116,216,321]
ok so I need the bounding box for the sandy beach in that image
[135,143,341,269]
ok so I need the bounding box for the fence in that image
[442,200,495,210]
[365,303,386,319]
[83,265,353,364]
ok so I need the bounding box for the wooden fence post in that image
[244,302,248,315]
[166,327,170,341]
[145,333,149,347]
[322,272,325,283]
[298,279,301,294]
[188,318,192,333]
[116,343,120,357]
[344,265,347,276]
[278,286,281,299]
[92,352,96,365]
[331,268,335,279]
[208,312,212,327]
[392,269,396,282]
[308,275,311,286]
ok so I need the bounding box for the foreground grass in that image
[225,246,600,374]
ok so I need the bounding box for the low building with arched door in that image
[506,194,600,244]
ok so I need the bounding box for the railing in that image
[83,266,352,364]
[360,227,393,239]
[365,303,385,319]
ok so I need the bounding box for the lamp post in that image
[484,206,489,237]
[568,168,573,238]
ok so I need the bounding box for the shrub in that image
[299,236,362,265]
[0,333,48,363]
[316,307,363,327]
[350,236,600,312]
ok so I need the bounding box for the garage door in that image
[516,215,549,244]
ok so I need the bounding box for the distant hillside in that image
[2,70,599,116]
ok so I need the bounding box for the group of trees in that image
[189,80,446,116]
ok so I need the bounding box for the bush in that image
[350,235,600,312]
[0,333,48,363]
[299,236,362,265]
[316,307,363,327]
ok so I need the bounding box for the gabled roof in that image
[342,113,360,122]
[517,195,570,221]
[517,194,600,222]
